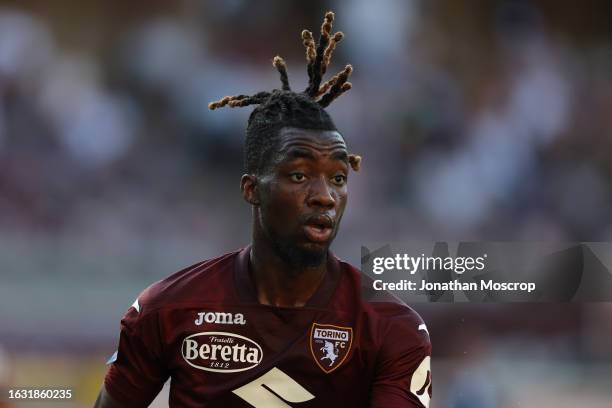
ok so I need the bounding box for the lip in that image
[303,224,333,243]
[302,214,335,243]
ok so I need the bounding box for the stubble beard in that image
[270,235,328,270]
[260,217,330,271]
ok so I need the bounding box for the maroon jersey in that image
[104,247,432,407]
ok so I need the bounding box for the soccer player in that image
[95,11,431,408]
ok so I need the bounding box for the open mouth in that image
[303,215,334,243]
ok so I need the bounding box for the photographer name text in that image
[373,279,536,293]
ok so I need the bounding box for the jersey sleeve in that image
[104,297,169,407]
[369,306,432,408]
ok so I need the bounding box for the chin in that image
[299,243,329,260]
[275,240,329,269]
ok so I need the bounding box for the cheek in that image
[263,184,307,223]
[336,191,348,215]
[334,186,348,206]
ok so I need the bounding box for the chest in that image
[159,305,378,407]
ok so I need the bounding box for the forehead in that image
[277,127,346,153]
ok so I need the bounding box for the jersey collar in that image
[233,245,342,308]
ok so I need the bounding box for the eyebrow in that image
[285,148,316,161]
[330,150,348,162]
[283,148,349,163]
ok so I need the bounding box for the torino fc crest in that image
[310,323,353,373]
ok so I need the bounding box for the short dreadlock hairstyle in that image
[209,11,361,175]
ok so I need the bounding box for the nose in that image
[307,176,336,209]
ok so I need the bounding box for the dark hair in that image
[208,11,361,174]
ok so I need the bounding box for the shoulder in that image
[134,249,241,316]
[371,302,430,349]
[365,279,430,351]
[336,259,430,348]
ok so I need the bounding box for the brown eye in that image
[290,172,306,183]
[332,174,347,186]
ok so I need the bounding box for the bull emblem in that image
[320,341,339,366]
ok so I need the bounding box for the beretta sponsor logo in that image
[182,332,263,373]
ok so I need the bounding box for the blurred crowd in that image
[1,0,612,251]
[1,1,612,406]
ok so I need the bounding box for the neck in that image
[250,236,327,308]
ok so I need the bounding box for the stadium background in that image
[1,0,611,406]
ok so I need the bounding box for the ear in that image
[241,174,260,206]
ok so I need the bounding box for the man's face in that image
[255,127,349,267]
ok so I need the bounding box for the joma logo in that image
[195,311,246,326]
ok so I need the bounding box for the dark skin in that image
[94,126,349,406]
[242,127,349,307]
